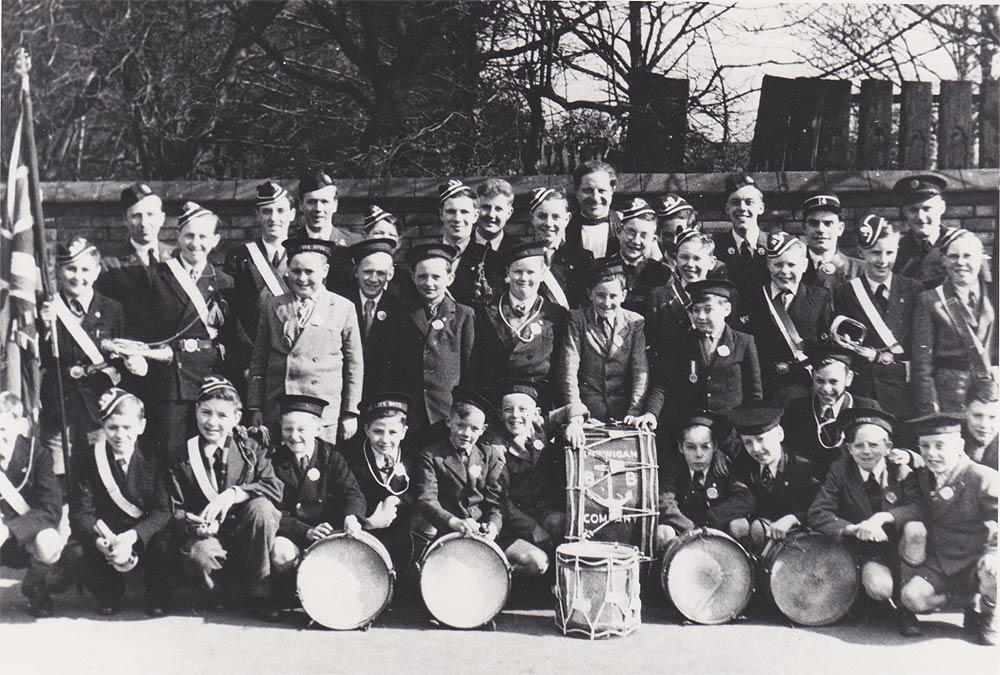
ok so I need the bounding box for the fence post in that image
[938,80,974,169]
[979,79,998,168]
[857,80,894,169]
[898,81,933,170]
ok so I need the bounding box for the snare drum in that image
[419,532,511,629]
[555,541,641,639]
[565,424,658,560]
[659,527,754,625]
[296,530,395,630]
[759,529,860,626]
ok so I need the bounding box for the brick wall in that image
[16,170,1000,257]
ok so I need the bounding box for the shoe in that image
[250,598,283,623]
[897,608,922,637]
[977,603,998,646]
[22,584,54,618]
[963,606,983,635]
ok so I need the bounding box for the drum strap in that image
[245,242,287,297]
[187,436,220,502]
[0,467,31,516]
[935,286,991,375]
[94,439,144,519]
[849,278,903,355]
[761,286,807,363]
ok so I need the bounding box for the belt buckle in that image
[180,338,198,353]
[775,362,790,375]
[68,365,86,379]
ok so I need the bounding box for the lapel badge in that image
[756,247,766,256]
[716,344,731,357]
[821,262,836,275]
[937,486,954,500]
[468,464,482,480]
[282,335,294,349]
[706,486,719,499]
[431,319,445,330]
[306,467,321,482]
[530,322,542,337]
[884,490,897,504]
[532,439,545,451]
[376,310,387,321]
[94,311,101,319]
[727,247,736,256]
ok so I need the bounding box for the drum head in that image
[768,533,859,626]
[557,541,639,563]
[663,532,753,625]
[421,536,510,629]
[297,535,393,630]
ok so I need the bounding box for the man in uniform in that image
[801,194,862,292]
[746,231,832,405]
[268,394,365,587]
[248,237,363,444]
[878,413,999,644]
[616,197,672,317]
[359,204,418,303]
[833,215,921,421]
[527,187,593,310]
[963,377,1000,469]
[438,180,490,305]
[781,343,876,480]
[912,229,997,414]
[476,178,518,298]
[566,160,622,261]
[223,181,294,391]
[296,168,359,247]
[716,172,769,289]
[893,172,954,287]
[0,392,64,617]
[655,193,697,269]
[472,240,568,404]
[100,182,174,272]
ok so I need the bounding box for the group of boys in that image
[0,162,996,645]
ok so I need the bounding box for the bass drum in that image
[296,530,395,630]
[419,532,511,629]
[659,527,754,625]
[759,529,860,626]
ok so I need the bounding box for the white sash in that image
[93,439,144,519]
[849,278,904,355]
[53,297,121,383]
[187,436,219,502]
[0,469,31,515]
[762,287,807,362]
[245,242,286,297]
[542,268,570,309]
[165,258,213,333]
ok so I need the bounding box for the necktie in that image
[382,454,395,476]
[364,299,376,337]
[190,266,200,281]
[774,290,790,309]
[761,465,774,491]
[821,406,834,422]
[968,291,978,317]
[116,456,129,475]
[693,470,706,489]
[271,250,282,268]
[511,302,527,318]
[427,303,438,320]
[212,447,227,490]
[148,248,157,266]
[740,241,751,260]
[298,454,310,473]
[68,298,85,317]
[874,283,889,315]
[297,298,314,324]
[864,474,882,511]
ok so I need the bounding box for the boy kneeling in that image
[69,388,171,615]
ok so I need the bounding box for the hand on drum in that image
[343,515,362,536]
[767,515,799,540]
[564,419,586,449]
[853,516,890,543]
[623,413,657,432]
[480,522,499,542]
[449,517,480,536]
[365,498,398,530]
[307,522,336,541]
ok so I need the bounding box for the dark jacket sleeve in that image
[68,452,99,546]
[323,450,368,524]
[238,437,284,504]
[742,334,763,403]
[415,450,455,531]
[807,466,853,536]
[133,466,171,544]
[458,307,476,386]
[657,467,695,532]
[706,479,755,528]
[480,448,507,532]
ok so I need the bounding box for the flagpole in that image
[14,48,72,479]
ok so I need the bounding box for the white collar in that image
[580,222,609,258]
[732,226,760,249]
[864,272,892,292]
[769,281,798,302]
[443,236,470,254]
[63,290,94,314]
[762,456,782,478]
[201,438,228,461]
[360,289,383,309]
[818,394,849,418]
[859,459,887,485]
[111,443,136,466]
[180,257,206,279]
[261,239,284,260]
[809,249,837,265]
[131,239,158,261]
[475,230,504,251]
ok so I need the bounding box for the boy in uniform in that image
[0,392,64,617]
[800,194,862,292]
[69,388,171,615]
[963,377,1000,469]
[655,193,697,269]
[527,187,593,309]
[616,198,672,317]
[438,180,490,305]
[893,173,953,286]
[715,173,769,289]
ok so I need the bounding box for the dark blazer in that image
[479,232,519,302]
[895,233,946,287]
[1,436,62,543]
[101,240,175,271]
[620,256,673,319]
[222,239,288,351]
[803,251,863,293]
[781,394,878,481]
[398,296,476,427]
[808,455,917,536]
[69,439,170,547]
[912,278,997,415]
[166,433,283,515]
[715,230,770,289]
[735,451,820,523]
[747,281,832,402]
[449,240,490,306]
[558,307,649,421]
[646,325,761,418]
[964,429,999,470]
[40,292,124,428]
[343,285,410,402]
[472,295,568,401]
[888,455,998,576]
[141,257,242,402]
[564,210,622,262]
[271,440,366,546]
[658,451,754,532]
[414,438,507,534]
[543,244,594,309]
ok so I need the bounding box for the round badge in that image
[282,335,294,349]
[530,322,542,337]
[884,491,897,505]
[821,262,836,275]
[532,439,545,451]
[431,319,445,330]
[937,486,954,500]
[306,467,321,482]
[756,247,766,256]
[94,311,101,319]
[376,310,387,321]
[716,344,731,357]
[706,487,719,499]
[689,372,699,384]
[468,464,482,480]
[727,247,736,256]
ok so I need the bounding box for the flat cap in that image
[838,406,895,436]
[581,257,625,287]
[906,412,964,438]
[361,391,412,423]
[805,342,855,369]
[892,173,947,203]
[278,394,328,418]
[729,404,783,436]
[405,242,459,268]
[497,379,540,403]
[687,279,737,304]
[500,240,547,268]
[452,385,498,420]
[803,194,841,215]
[349,237,396,265]
[283,237,337,259]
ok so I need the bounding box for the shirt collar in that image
[859,459,887,485]
[762,455,782,478]
[818,393,849,418]
[111,443,136,465]
[131,239,157,261]
[864,272,892,293]
[63,290,94,314]
[809,249,836,266]
[181,258,207,279]
[261,239,283,261]
[201,437,229,460]
[769,281,798,302]
[360,289,383,308]
[732,226,760,250]
[475,230,504,251]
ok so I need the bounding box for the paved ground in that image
[1,571,995,675]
